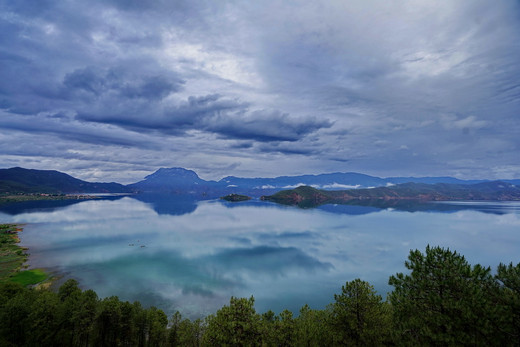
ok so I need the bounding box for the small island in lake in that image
[220,194,252,202]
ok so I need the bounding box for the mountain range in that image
[1,166,519,199]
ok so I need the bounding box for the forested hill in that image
[261,181,520,207]
[0,167,131,194]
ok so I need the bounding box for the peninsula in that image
[260,182,520,208]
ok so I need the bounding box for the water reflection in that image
[3,193,519,218]
[130,194,198,216]
[318,200,520,215]
[0,195,127,215]
[0,196,519,318]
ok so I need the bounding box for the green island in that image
[220,193,252,202]
[0,224,50,287]
[0,245,519,346]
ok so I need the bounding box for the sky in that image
[0,0,519,183]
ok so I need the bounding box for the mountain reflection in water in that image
[1,195,519,318]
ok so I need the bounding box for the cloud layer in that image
[1,0,519,182]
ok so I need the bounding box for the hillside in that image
[0,167,131,194]
[2,166,520,198]
[261,182,520,207]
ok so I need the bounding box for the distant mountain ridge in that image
[0,167,131,194]
[219,173,504,191]
[130,167,520,196]
[1,166,519,197]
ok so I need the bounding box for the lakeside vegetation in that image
[0,224,28,282]
[0,224,49,287]
[1,245,519,346]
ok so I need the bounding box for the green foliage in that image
[495,262,520,341]
[27,290,61,345]
[148,306,169,346]
[260,309,296,346]
[204,296,261,346]
[169,311,205,346]
[0,224,28,282]
[72,289,98,346]
[0,280,171,347]
[10,268,49,287]
[330,279,391,346]
[389,245,501,345]
[0,245,519,346]
[294,304,333,346]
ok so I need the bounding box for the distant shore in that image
[0,193,101,204]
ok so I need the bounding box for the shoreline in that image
[0,193,102,204]
[0,223,53,287]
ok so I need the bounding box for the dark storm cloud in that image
[0,112,155,148]
[75,94,246,134]
[0,0,519,181]
[256,142,322,156]
[63,66,184,100]
[164,94,246,128]
[208,110,333,142]
[77,93,331,142]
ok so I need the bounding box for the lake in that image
[1,195,519,318]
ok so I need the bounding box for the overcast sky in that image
[1,0,519,183]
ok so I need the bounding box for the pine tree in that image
[330,279,391,346]
[204,296,261,346]
[388,245,498,345]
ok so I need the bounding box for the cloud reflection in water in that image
[2,197,519,318]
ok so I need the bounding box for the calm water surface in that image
[1,196,519,318]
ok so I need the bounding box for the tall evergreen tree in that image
[330,279,391,346]
[294,304,333,346]
[168,311,205,346]
[204,296,261,346]
[94,296,123,347]
[27,290,61,346]
[72,289,98,347]
[388,245,498,345]
[495,262,520,342]
[147,306,168,347]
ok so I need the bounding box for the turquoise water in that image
[1,196,519,318]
